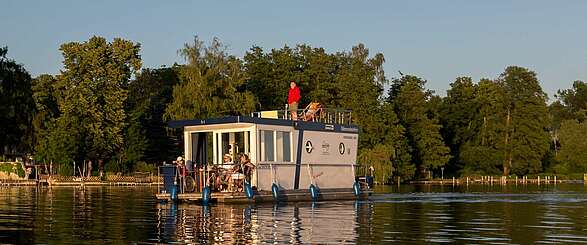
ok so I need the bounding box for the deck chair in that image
[301,102,323,122]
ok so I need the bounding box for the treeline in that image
[1,36,585,181]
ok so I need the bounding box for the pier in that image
[410,175,585,185]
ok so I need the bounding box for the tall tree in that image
[31,74,59,160]
[165,37,256,120]
[388,75,450,178]
[438,77,478,173]
[459,79,507,175]
[0,47,35,155]
[53,36,141,164]
[499,66,550,175]
[125,66,181,164]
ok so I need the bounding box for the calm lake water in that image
[1,184,587,244]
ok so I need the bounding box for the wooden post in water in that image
[466,177,469,185]
[490,176,493,186]
[554,176,557,185]
[452,177,455,186]
[515,176,518,185]
[538,176,540,185]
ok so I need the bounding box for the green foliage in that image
[32,36,142,169]
[388,75,450,178]
[6,35,581,180]
[55,36,141,161]
[556,80,587,122]
[244,43,411,180]
[124,67,181,164]
[165,37,256,120]
[104,159,126,174]
[133,161,156,175]
[0,47,35,154]
[555,120,587,173]
[499,66,551,175]
[0,162,25,178]
[57,162,73,176]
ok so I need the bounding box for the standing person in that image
[288,81,301,120]
[240,153,254,182]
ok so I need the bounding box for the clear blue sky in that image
[2,0,586,98]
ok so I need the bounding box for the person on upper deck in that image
[288,81,301,120]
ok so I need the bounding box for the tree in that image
[388,75,450,178]
[556,80,587,122]
[0,47,35,155]
[438,77,478,173]
[125,66,181,164]
[31,74,60,162]
[555,120,587,173]
[52,36,141,165]
[499,66,550,175]
[459,79,507,175]
[244,42,413,181]
[165,37,256,120]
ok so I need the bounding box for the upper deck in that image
[168,107,358,134]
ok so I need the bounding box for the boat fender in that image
[309,184,320,201]
[271,183,280,200]
[202,186,211,204]
[170,185,178,201]
[353,181,361,196]
[245,182,254,199]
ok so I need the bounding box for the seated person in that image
[216,154,233,191]
[302,102,323,121]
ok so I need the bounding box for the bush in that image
[133,161,156,175]
[104,160,124,173]
[0,162,25,178]
[57,163,73,176]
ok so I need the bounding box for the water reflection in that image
[156,201,370,244]
[1,185,587,244]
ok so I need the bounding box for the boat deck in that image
[155,188,371,203]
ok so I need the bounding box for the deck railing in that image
[251,104,353,125]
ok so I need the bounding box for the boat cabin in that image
[166,108,359,196]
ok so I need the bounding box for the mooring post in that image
[554,176,557,185]
[538,176,540,185]
[466,177,469,185]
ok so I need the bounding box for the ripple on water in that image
[1,185,587,243]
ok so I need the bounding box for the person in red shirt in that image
[288,81,301,120]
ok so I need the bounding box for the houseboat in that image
[155,106,372,203]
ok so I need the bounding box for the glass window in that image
[260,130,274,161]
[276,131,291,162]
[221,132,230,157]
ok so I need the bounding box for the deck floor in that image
[156,188,370,203]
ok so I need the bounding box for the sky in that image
[2,0,587,98]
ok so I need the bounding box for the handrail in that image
[251,104,353,125]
